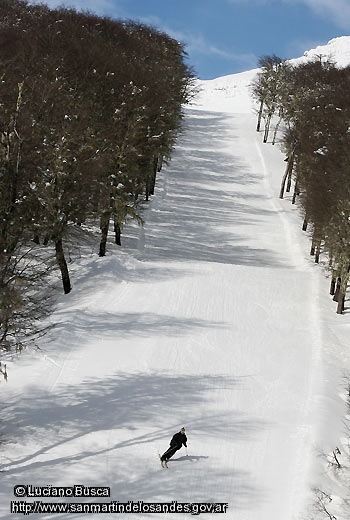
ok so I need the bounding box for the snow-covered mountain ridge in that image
[193,36,350,114]
[291,35,350,68]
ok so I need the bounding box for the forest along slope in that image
[0,74,332,520]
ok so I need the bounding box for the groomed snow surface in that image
[1,42,350,520]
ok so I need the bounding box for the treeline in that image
[251,55,350,314]
[0,0,195,349]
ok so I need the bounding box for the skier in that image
[160,427,187,467]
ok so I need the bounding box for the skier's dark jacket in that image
[170,431,187,448]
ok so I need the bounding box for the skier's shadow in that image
[169,455,208,463]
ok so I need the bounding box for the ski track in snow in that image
[1,78,349,520]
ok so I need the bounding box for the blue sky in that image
[34,0,350,79]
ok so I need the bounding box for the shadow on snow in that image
[122,109,288,268]
[1,371,266,515]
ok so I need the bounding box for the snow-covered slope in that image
[290,36,350,68]
[1,38,350,520]
[192,36,350,115]
[192,69,259,113]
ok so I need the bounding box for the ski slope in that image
[1,43,350,520]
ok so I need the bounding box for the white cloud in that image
[186,34,256,66]
[135,16,257,69]
[296,0,350,29]
[225,0,350,29]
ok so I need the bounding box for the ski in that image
[158,453,168,468]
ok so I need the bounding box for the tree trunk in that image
[148,156,158,197]
[272,116,282,145]
[330,276,336,296]
[145,173,150,201]
[55,238,71,294]
[99,211,110,257]
[153,155,158,174]
[157,155,163,172]
[286,166,293,192]
[292,181,298,204]
[302,218,308,231]
[336,294,345,314]
[279,166,289,199]
[315,243,320,263]
[149,168,157,196]
[263,114,271,143]
[336,269,349,314]
[114,217,121,246]
[256,100,264,132]
[333,277,341,302]
[279,147,295,199]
